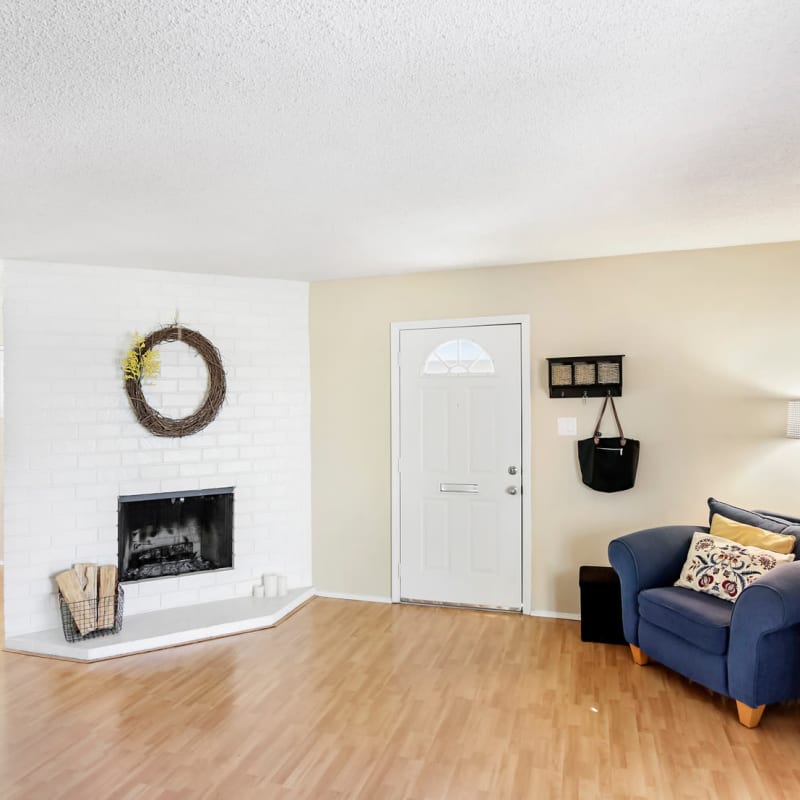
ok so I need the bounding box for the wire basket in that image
[58,586,125,643]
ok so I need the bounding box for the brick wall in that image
[3,260,311,636]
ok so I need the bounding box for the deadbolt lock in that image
[508,466,518,475]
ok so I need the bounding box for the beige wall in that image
[310,241,800,614]
[0,265,4,561]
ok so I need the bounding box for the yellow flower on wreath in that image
[122,332,161,383]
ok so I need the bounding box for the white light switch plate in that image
[557,417,577,436]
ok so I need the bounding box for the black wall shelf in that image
[547,355,624,398]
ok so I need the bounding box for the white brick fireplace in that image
[2,259,312,641]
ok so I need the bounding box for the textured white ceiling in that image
[1,1,799,280]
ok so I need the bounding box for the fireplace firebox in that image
[118,488,234,582]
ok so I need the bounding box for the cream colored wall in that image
[0,264,4,561]
[310,241,800,614]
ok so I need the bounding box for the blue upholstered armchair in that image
[608,500,800,728]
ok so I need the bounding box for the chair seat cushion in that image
[639,586,733,655]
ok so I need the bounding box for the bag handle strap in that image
[593,394,626,446]
[592,396,609,443]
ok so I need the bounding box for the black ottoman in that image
[579,566,627,645]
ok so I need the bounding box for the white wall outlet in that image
[557,417,577,436]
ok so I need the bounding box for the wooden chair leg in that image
[629,644,649,665]
[736,701,765,728]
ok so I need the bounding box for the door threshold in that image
[400,597,522,614]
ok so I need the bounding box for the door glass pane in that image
[422,339,495,376]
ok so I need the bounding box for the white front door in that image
[399,324,523,610]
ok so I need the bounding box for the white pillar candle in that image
[264,574,278,598]
[276,575,288,596]
[253,585,265,598]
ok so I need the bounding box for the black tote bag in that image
[577,395,639,492]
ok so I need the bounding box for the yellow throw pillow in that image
[710,513,797,555]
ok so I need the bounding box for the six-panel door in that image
[399,324,523,609]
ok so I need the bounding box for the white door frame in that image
[390,315,532,614]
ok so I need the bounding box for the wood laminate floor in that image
[1,579,799,798]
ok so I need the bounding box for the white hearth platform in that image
[4,587,314,662]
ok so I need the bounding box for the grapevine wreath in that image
[123,324,226,437]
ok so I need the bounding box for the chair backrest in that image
[707,498,800,559]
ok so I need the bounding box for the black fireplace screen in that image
[118,488,233,582]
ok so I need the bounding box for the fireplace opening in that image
[118,488,234,582]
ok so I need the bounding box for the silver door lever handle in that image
[506,487,518,495]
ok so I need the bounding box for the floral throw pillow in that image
[674,532,795,603]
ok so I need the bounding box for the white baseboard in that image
[314,590,393,604]
[530,609,581,621]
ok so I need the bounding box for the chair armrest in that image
[733,562,800,630]
[608,525,699,645]
[729,562,800,706]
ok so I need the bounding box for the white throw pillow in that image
[674,532,795,603]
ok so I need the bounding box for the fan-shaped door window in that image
[422,339,495,376]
